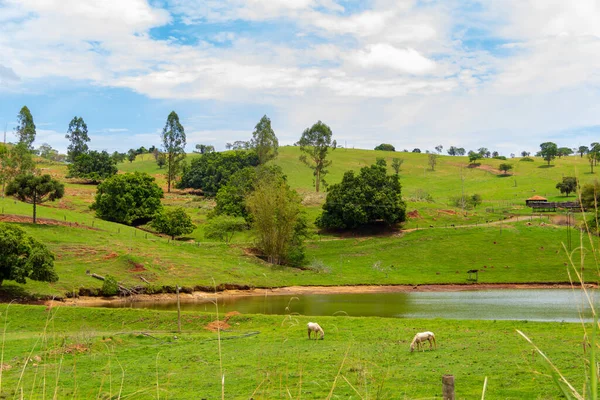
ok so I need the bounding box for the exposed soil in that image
[0,214,100,230]
[407,210,421,219]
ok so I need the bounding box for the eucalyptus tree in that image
[161,111,186,193]
[298,120,336,193]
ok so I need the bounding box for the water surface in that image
[98,289,597,322]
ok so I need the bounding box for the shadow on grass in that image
[0,283,39,302]
[497,174,512,178]
[538,164,555,169]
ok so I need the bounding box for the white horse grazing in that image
[410,331,436,352]
[307,322,324,340]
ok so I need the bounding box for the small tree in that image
[161,111,187,193]
[127,149,137,163]
[5,174,64,223]
[15,106,36,151]
[204,215,247,243]
[537,142,558,165]
[391,158,404,174]
[499,163,513,175]
[151,208,196,240]
[374,143,395,151]
[0,223,58,286]
[557,147,573,158]
[435,145,443,154]
[468,151,482,164]
[578,146,589,158]
[65,116,90,162]
[412,148,421,153]
[556,177,578,197]
[156,152,166,169]
[428,153,438,171]
[589,152,597,174]
[298,121,336,193]
[92,172,163,225]
[251,115,279,164]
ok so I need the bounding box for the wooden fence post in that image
[442,374,455,400]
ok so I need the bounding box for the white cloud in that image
[349,44,436,74]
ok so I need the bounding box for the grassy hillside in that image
[1,149,598,297]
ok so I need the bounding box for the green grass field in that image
[0,304,592,399]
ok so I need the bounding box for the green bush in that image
[520,156,534,162]
[102,275,119,296]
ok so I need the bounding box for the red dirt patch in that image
[53,344,89,355]
[127,260,146,272]
[0,214,99,230]
[103,252,119,260]
[407,210,421,219]
[438,209,457,215]
[225,311,241,317]
[205,320,231,332]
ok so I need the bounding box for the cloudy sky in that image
[1,0,599,155]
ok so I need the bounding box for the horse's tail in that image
[431,333,437,348]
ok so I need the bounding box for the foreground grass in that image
[0,304,591,399]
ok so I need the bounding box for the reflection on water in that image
[96,289,597,322]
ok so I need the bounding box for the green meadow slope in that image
[0,149,597,298]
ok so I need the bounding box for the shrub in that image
[520,156,534,162]
[91,172,163,225]
[102,275,119,296]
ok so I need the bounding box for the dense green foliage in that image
[212,165,285,220]
[247,176,307,266]
[374,143,395,151]
[538,142,558,165]
[101,274,119,296]
[66,150,118,183]
[556,176,578,197]
[251,114,279,164]
[499,163,513,174]
[65,116,90,162]
[151,207,196,239]
[161,111,186,192]
[298,120,336,192]
[0,223,57,285]
[15,105,36,151]
[5,173,64,223]
[178,150,259,195]
[0,143,35,187]
[91,172,163,225]
[316,160,406,229]
[204,215,247,243]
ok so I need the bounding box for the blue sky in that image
[1,0,599,155]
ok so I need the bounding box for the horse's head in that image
[409,342,415,352]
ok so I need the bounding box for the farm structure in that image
[525,196,581,212]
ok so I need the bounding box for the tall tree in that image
[246,176,306,266]
[15,106,36,151]
[537,142,558,165]
[5,174,65,223]
[161,111,186,193]
[578,145,589,158]
[251,115,279,164]
[298,120,336,193]
[65,116,90,162]
[1,143,36,196]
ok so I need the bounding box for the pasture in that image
[0,304,592,399]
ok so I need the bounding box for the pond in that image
[97,289,598,322]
